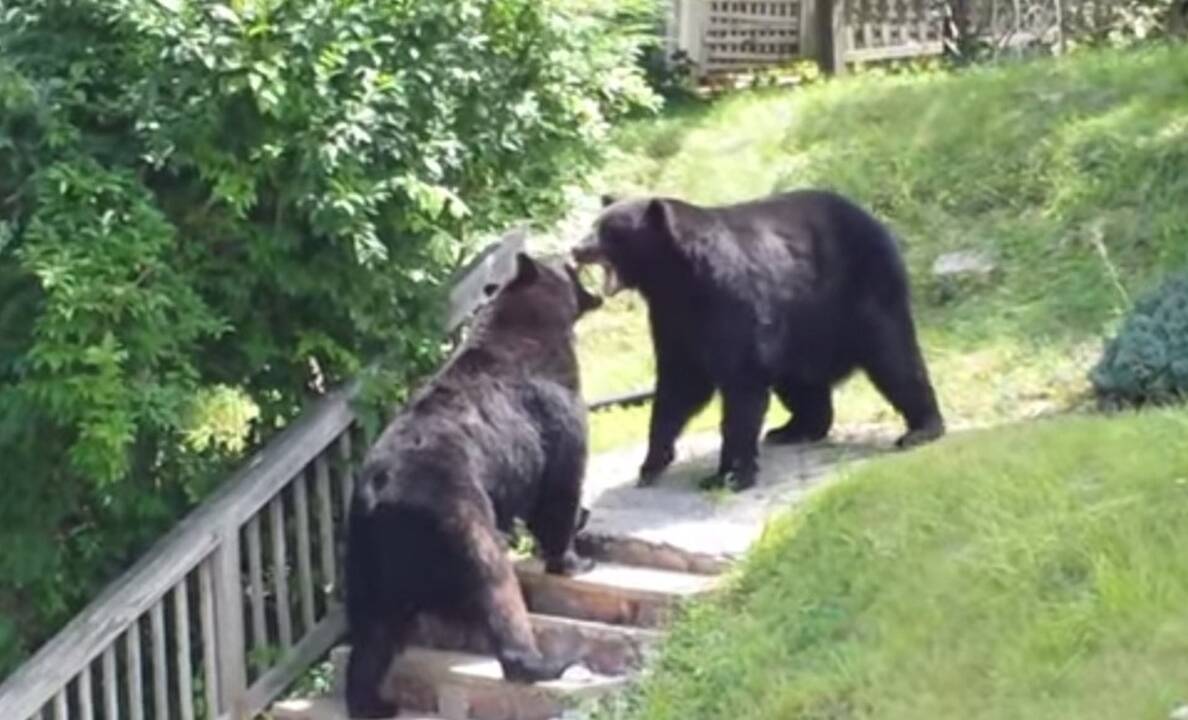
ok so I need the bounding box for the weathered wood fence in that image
[668,0,1142,78]
[0,227,648,720]
[668,0,947,78]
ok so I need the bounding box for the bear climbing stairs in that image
[271,535,723,720]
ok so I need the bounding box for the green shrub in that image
[1092,270,1188,408]
[0,0,656,676]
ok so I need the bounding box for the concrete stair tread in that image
[271,695,441,719]
[389,646,624,693]
[515,559,719,600]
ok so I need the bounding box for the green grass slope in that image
[577,44,1188,451]
[602,409,1188,720]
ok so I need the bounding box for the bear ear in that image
[508,252,540,287]
[600,194,620,208]
[643,198,674,237]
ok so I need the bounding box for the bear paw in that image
[895,420,945,449]
[544,551,595,577]
[638,447,676,485]
[764,422,828,446]
[345,695,398,719]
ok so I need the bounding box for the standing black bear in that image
[572,190,944,492]
[344,253,601,718]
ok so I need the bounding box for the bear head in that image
[571,194,688,296]
[480,252,603,333]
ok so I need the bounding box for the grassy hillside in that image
[573,44,1188,451]
[598,408,1188,720]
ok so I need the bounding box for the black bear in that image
[572,190,944,492]
[344,253,601,718]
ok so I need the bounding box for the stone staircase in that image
[270,537,723,720]
[270,427,886,720]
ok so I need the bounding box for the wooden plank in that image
[77,665,93,720]
[587,389,655,413]
[709,10,799,23]
[52,689,67,720]
[337,432,354,524]
[211,530,247,719]
[126,621,144,720]
[293,472,317,632]
[707,48,800,61]
[314,455,337,601]
[800,0,820,60]
[198,560,220,719]
[245,516,266,654]
[150,602,168,720]
[173,582,195,720]
[101,647,118,720]
[845,38,942,60]
[444,227,527,331]
[239,608,347,713]
[269,495,293,651]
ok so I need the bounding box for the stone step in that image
[574,532,730,575]
[409,612,663,676]
[515,559,719,628]
[329,646,626,720]
[271,696,440,719]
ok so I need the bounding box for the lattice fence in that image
[845,0,947,62]
[701,1,805,75]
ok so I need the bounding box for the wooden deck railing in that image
[0,226,655,720]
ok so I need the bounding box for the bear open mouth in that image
[572,240,622,297]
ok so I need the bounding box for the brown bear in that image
[344,253,601,718]
[572,190,944,492]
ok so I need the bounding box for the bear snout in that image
[570,236,605,265]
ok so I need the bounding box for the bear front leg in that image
[710,383,770,492]
[642,359,715,485]
[530,426,595,577]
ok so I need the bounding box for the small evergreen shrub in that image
[1091,270,1188,408]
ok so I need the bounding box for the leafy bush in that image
[1092,270,1188,408]
[0,0,656,675]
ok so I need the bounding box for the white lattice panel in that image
[702,1,804,74]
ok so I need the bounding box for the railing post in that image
[212,528,248,719]
[800,0,820,61]
[816,0,849,74]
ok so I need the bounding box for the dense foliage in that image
[0,0,656,675]
[1092,270,1188,408]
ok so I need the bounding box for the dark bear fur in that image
[344,253,601,718]
[572,190,944,491]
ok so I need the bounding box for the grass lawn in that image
[597,408,1188,720]
[562,43,1188,453]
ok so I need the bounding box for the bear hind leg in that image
[703,383,770,492]
[859,307,945,448]
[765,379,834,445]
[345,611,413,719]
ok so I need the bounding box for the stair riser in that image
[575,533,729,575]
[408,615,656,675]
[391,676,574,720]
[519,580,675,628]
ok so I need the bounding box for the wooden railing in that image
[0,226,655,720]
